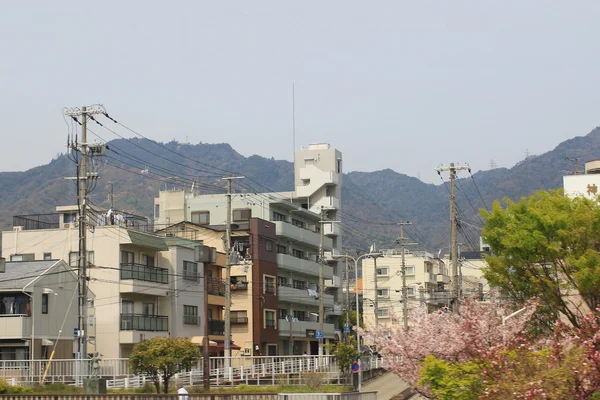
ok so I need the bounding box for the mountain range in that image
[1,127,599,255]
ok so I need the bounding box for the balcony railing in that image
[120,263,169,284]
[208,319,225,335]
[231,317,249,324]
[208,278,226,296]
[120,314,168,331]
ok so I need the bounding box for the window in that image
[376,267,389,276]
[154,204,160,219]
[278,308,288,319]
[191,211,210,225]
[377,308,389,318]
[265,310,276,328]
[121,251,134,264]
[293,310,306,321]
[10,254,34,262]
[407,287,416,296]
[276,244,287,254]
[183,305,198,325]
[272,212,286,222]
[41,294,48,314]
[291,219,304,229]
[231,310,248,323]
[141,254,154,267]
[233,209,251,222]
[326,186,334,197]
[405,266,415,276]
[377,288,390,298]
[337,159,342,174]
[121,300,134,314]
[293,280,306,290]
[264,276,275,294]
[265,240,273,252]
[63,213,76,224]
[69,251,95,267]
[277,276,288,287]
[267,345,277,356]
[183,261,199,281]
[143,303,155,316]
[43,253,52,261]
[292,249,305,259]
[207,308,213,321]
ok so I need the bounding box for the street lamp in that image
[333,252,381,392]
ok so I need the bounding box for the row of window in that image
[375,287,416,298]
[191,209,252,226]
[376,266,416,276]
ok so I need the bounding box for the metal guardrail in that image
[278,393,377,400]
[120,263,169,284]
[0,395,278,400]
[120,314,169,332]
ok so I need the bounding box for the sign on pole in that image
[352,361,360,373]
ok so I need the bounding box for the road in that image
[362,372,411,400]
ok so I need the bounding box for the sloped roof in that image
[0,260,58,291]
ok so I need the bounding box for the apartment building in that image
[0,259,81,360]
[361,250,450,328]
[2,206,223,359]
[153,143,344,355]
[156,214,339,356]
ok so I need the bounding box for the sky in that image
[2,1,600,183]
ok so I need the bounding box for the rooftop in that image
[0,260,59,291]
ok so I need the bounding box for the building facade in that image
[361,250,450,329]
[3,206,223,359]
[0,260,80,360]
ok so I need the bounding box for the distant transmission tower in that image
[489,159,498,169]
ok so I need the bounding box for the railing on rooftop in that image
[13,214,60,230]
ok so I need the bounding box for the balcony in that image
[207,278,226,296]
[327,304,343,316]
[276,254,333,279]
[278,285,334,308]
[120,263,169,297]
[208,320,225,336]
[436,274,451,284]
[120,314,168,332]
[278,319,336,339]
[274,221,333,249]
[0,315,31,339]
[323,250,342,263]
[323,222,341,237]
[325,275,342,288]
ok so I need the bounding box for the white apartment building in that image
[153,143,344,355]
[2,206,223,359]
[362,250,450,328]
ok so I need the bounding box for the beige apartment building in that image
[3,206,224,359]
[362,250,450,329]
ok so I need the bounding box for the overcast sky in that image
[2,1,600,183]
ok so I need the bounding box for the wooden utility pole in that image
[318,208,326,357]
[435,163,470,313]
[372,244,379,327]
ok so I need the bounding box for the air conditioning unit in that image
[12,226,23,232]
[242,348,251,356]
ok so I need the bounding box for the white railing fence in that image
[0,355,388,388]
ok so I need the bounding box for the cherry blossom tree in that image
[358,295,536,393]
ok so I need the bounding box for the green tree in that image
[129,337,200,393]
[338,310,365,334]
[326,338,360,383]
[481,190,600,328]
[418,355,484,400]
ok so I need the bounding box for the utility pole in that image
[203,262,210,390]
[223,175,243,379]
[398,222,417,330]
[318,210,340,357]
[65,106,105,370]
[435,162,470,313]
[372,244,379,327]
[345,250,350,342]
[109,182,114,209]
[318,208,326,358]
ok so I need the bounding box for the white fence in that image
[0,356,388,388]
